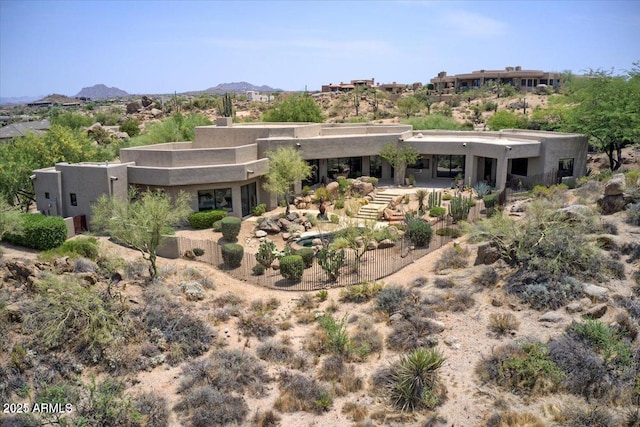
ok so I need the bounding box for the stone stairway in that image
[355,191,405,222]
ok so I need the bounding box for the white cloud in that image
[441,10,508,37]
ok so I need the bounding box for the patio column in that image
[496,156,509,190]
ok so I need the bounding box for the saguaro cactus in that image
[222,93,233,117]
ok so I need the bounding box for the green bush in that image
[188,210,227,229]
[192,248,205,257]
[4,214,67,250]
[406,219,433,247]
[220,217,242,242]
[295,247,315,268]
[317,248,345,281]
[483,194,498,208]
[60,237,99,259]
[429,207,446,219]
[476,341,563,395]
[221,243,244,268]
[119,118,140,137]
[334,199,345,209]
[252,203,267,216]
[252,264,266,276]
[330,214,339,224]
[435,227,462,237]
[279,255,304,282]
[256,239,277,268]
[212,220,223,232]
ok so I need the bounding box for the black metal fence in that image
[179,203,483,291]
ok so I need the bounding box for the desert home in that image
[32,118,588,224]
[430,66,562,93]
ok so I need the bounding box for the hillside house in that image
[33,118,588,224]
[431,66,561,93]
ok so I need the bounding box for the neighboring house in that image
[246,91,272,102]
[430,66,561,93]
[33,117,588,224]
[321,78,376,93]
[0,119,50,141]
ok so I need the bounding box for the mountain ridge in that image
[75,84,129,99]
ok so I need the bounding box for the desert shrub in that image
[4,214,67,250]
[274,372,333,414]
[429,206,446,219]
[372,226,400,242]
[255,239,276,268]
[316,314,351,356]
[295,247,315,268]
[564,405,615,427]
[256,339,294,364]
[340,281,383,303]
[440,290,475,312]
[221,243,244,268]
[192,247,205,257]
[483,194,498,209]
[23,275,129,363]
[144,290,213,365]
[406,219,433,247]
[435,226,462,237]
[252,409,281,427]
[135,391,169,427]
[317,247,345,281]
[334,198,345,209]
[187,210,227,229]
[627,203,640,227]
[174,386,248,427]
[442,192,452,201]
[73,257,97,273]
[58,236,99,260]
[476,340,563,395]
[548,334,611,400]
[252,264,265,276]
[212,220,223,231]
[318,355,363,396]
[473,266,499,287]
[179,349,269,397]
[387,316,440,352]
[569,320,633,367]
[330,214,339,224]
[252,203,267,216]
[488,313,520,337]
[238,314,276,339]
[220,216,241,242]
[484,410,545,427]
[350,318,383,359]
[381,348,446,411]
[434,245,469,272]
[119,118,140,137]
[279,255,304,282]
[434,277,454,289]
[375,286,410,315]
[504,270,582,310]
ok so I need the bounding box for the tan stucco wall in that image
[121,143,258,167]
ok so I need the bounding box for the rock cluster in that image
[256,211,314,239]
[597,173,639,214]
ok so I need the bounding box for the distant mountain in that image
[202,82,282,94]
[0,95,43,105]
[75,84,129,99]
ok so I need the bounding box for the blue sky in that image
[1,0,638,98]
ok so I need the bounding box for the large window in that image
[511,158,528,176]
[303,159,319,187]
[436,155,465,178]
[198,188,232,212]
[369,155,382,178]
[558,158,574,178]
[241,182,257,217]
[327,157,362,179]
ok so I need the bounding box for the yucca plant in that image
[390,348,445,411]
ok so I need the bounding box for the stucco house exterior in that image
[33,117,588,224]
[431,66,562,93]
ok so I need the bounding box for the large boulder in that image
[352,180,374,196]
[475,243,500,265]
[326,182,339,198]
[258,217,281,233]
[604,174,626,196]
[597,194,627,214]
[277,218,295,231]
[126,101,142,114]
[141,95,154,108]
